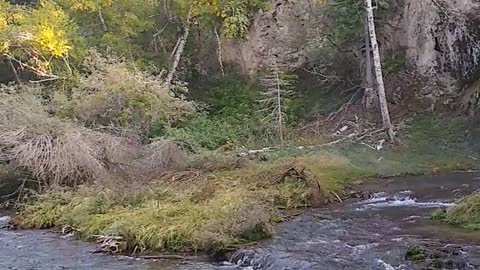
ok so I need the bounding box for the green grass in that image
[445,192,480,230]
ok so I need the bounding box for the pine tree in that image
[259,65,297,145]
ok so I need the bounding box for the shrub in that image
[0,85,186,187]
[445,192,480,230]
[63,50,193,136]
[166,113,257,152]
[201,77,260,118]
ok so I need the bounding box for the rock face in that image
[389,0,480,102]
[222,0,325,75]
[224,0,480,109]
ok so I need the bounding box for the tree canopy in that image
[0,0,268,81]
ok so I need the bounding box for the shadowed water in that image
[1,172,480,270]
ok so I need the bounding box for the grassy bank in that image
[13,144,478,255]
[440,192,480,230]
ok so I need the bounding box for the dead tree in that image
[165,22,190,86]
[363,16,375,110]
[365,0,395,142]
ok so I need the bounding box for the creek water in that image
[1,172,480,270]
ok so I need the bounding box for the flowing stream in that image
[1,172,480,270]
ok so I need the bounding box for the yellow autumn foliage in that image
[37,25,71,57]
[0,16,6,31]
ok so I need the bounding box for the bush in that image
[164,78,288,151]
[201,77,260,118]
[60,50,193,137]
[445,192,480,230]
[166,113,260,152]
[0,85,186,187]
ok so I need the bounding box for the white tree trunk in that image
[365,0,395,142]
[363,16,375,110]
[98,10,108,32]
[214,28,225,77]
[165,22,190,86]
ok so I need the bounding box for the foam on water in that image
[356,191,455,210]
[375,259,396,270]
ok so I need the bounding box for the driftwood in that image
[93,235,127,254]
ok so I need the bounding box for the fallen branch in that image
[331,191,343,202]
[138,255,186,260]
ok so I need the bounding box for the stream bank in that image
[2,172,480,269]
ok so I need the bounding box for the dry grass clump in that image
[0,87,186,187]
[125,141,187,182]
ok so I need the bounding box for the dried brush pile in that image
[0,88,185,188]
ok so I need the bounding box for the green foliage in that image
[405,245,426,261]
[166,113,246,151]
[55,0,157,56]
[164,78,266,151]
[219,0,269,38]
[404,114,466,154]
[383,50,406,78]
[203,77,260,117]
[445,192,480,230]
[328,0,364,47]
[0,0,82,77]
[431,208,447,221]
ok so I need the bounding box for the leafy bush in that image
[163,78,268,151]
[202,77,260,117]
[61,50,193,136]
[166,113,258,152]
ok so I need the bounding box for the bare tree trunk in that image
[363,16,375,110]
[98,10,108,32]
[365,0,395,142]
[214,28,225,77]
[8,59,20,83]
[169,36,181,59]
[276,71,284,145]
[165,22,190,86]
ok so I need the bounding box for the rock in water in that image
[0,215,12,227]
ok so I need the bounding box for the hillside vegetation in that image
[0,0,479,255]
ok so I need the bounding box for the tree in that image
[362,15,375,109]
[259,65,297,145]
[54,0,157,58]
[164,0,268,86]
[365,0,395,141]
[0,0,78,80]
